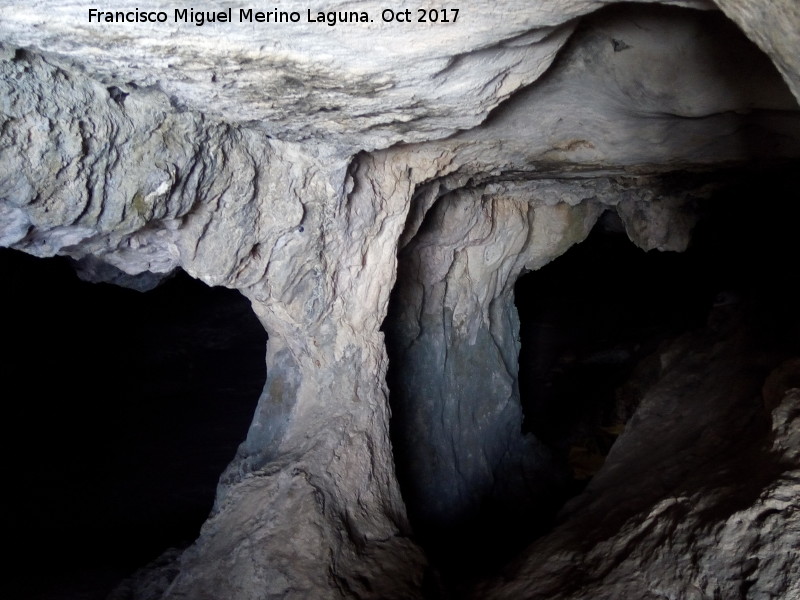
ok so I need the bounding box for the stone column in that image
[385,186,601,552]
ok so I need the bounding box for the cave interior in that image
[2,2,800,599]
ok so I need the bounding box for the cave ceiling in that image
[2,0,797,154]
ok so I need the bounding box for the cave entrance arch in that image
[1,249,267,599]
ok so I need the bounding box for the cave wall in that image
[383,175,722,554]
[386,190,601,547]
[476,290,800,600]
[1,1,799,599]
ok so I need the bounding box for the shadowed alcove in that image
[1,250,267,600]
[514,210,710,485]
[515,169,800,489]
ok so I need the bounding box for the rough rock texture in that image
[475,322,800,600]
[383,169,729,555]
[0,0,721,152]
[1,1,800,599]
[1,46,435,598]
[382,1,799,565]
[386,191,601,546]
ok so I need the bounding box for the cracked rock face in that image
[1,1,800,599]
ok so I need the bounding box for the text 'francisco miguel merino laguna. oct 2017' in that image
[87,7,461,27]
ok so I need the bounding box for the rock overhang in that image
[3,0,776,155]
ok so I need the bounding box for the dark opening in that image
[515,169,800,492]
[515,211,709,486]
[1,250,267,600]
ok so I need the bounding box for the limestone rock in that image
[0,1,737,152]
[763,357,800,413]
[70,255,175,291]
[1,1,799,599]
[386,189,601,548]
[476,325,800,600]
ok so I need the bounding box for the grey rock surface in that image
[384,173,717,550]
[0,0,720,152]
[1,1,799,598]
[475,325,800,600]
[386,189,601,543]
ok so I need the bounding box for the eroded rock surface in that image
[384,173,722,558]
[0,0,723,152]
[475,319,800,600]
[1,1,800,599]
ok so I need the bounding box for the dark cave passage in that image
[515,168,800,492]
[514,211,712,484]
[1,251,267,600]
[515,169,800,490]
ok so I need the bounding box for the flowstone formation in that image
[1,1,800,599]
